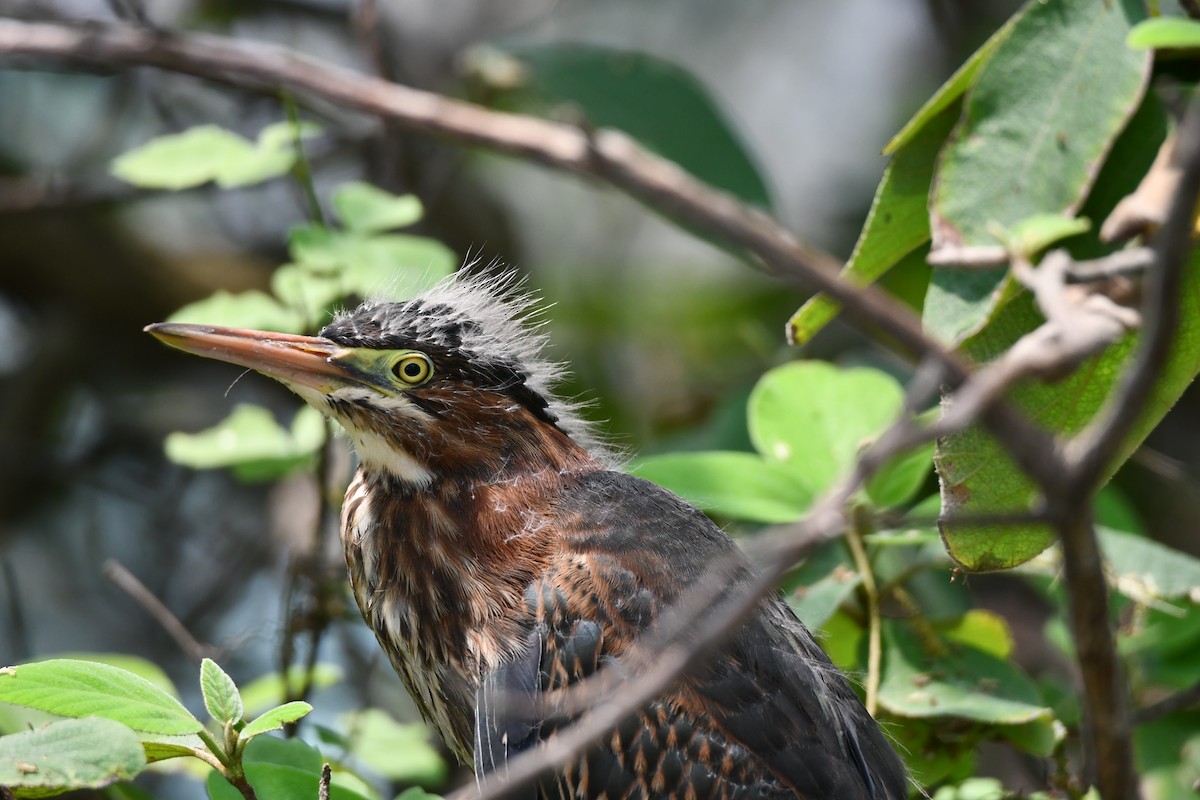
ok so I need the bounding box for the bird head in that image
[146,275,601,487]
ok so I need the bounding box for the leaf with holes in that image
[925,0,1150,344]
[0,717,147,796]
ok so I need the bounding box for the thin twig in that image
[1065,248,1155,283]
[1133,679,1200,724]
[103,558,217,663]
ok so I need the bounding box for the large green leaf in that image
[497,43,771,208]
[934,91,1197,571]
[925,0,1150,345]
[788,103,957,346]
[206,736,373,800]
[879,621,1053,729]
[1099,528,1200,602]
[749,362,905,498]
[631,451,812,523]
[0,717,147,797]
[0,660,200,736]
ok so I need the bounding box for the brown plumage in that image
[147,274,907,800]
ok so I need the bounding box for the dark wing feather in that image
[473,470,907,799]
[475,625,543,800]
[561,471,909,799]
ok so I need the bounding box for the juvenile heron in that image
[146,274,906,800]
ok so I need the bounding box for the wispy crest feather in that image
[326,271,611,462]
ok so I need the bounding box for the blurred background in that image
[11,0,1200,797]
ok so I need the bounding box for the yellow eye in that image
[391,353,433,385]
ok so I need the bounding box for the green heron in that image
[146,275,907,799]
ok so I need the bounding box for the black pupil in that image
[402,361,423,378]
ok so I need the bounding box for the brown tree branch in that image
[1041,98,1200,800]
[0,17,1064,493]
[103,558,218,664]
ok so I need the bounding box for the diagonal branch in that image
[0,17,1063,492]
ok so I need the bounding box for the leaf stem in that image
[283,91,325,226]
[847,506,882,716]
[197,726,233,770]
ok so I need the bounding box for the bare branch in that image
[1047,98,1200,800]
[103,558,218,664]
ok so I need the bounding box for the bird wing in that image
[474,469,908,799]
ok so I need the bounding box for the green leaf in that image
[749,362,904,497]
[239,702,313,741]
[206,736,372,800]
[879,621,1052,726]
[885,717,976,786]
[1128,16,1200,49]
[238,664,343,718]
[164,404,326,482]
[0,660,200,735]
[112,126,256,190]
[110,123,317,190]
[785,559,862,631]
[883,11,1020,155]
[139,732,206,764]
[818,611,862,671]
[499,43,771,208]
[938,263,1200,570]
[1000,214,1092,259]
[1134,713,1200,800]
[631,452,812,523]
[287,225,458,298]
[44,654,178,700]
[925,0,1150,344]
[199,659,242,726]
[342,709,447,785]
[788,103,957,346]
[0,717,147,796]
[1100,528,1200,601]
[935,91,1187,571]
[334,182,424,233]
[864,437,934,509]
[167,290,305,334]
[937,610,1013,660]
